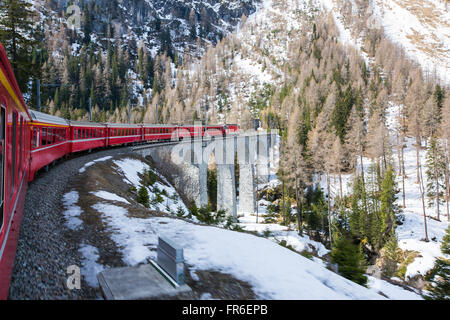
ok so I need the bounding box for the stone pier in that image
[133,131,278,218]
[217,164,237,219]
[256,133,271,184]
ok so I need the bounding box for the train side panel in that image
[0,44,31,300]
[29,125,69,180]
[70,124,107,153]
[107,125,142,147]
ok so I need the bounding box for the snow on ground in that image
[112,158,148,187]
[318,0,450,85]
[112,158,190,216]
[91,201,384,299]
[79,156,113,174]
[385,103,449,279]
[312,102,450,280]
[367,276,423,300]
[395,140,449,280]
[91,191,130,204]
[79,244,104,288]
[75,154,419,299]
[238,182,330,257]
[62,191,83,230]
[371,0,450,85]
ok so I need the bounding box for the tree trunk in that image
[432,142,441,221]
[360,152,369,213]
[326,171,333,245]
[282,178,286,226]
[445,161,449,222]
[445,140,450,222]
[416,136,421,183]
[401,141,406,208]
[435,162,440,221]
[397,132,402,176]
[296,188,303,237]
[339,172,343,199]
[360,152,365,184]
[419,162,429,242]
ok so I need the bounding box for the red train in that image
[0,43,239,299]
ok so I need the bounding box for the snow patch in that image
[62,191,83,230]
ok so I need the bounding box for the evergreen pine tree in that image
[425,135,446,220]
[0,0,37,93]
[331,236,368,286]
[425,226,450,300]
[350,175,367,239]
[137,186,150,208]
[379,166,401,239]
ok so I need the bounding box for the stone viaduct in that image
[133,131,278,219]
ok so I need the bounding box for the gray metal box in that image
[157,236,185,285]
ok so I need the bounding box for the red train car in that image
[225,124,239,134]
[0,44,32,300]
[70,121,107,153]
[143,124,180,142]
[29,110,70,180]
[106,123,142,147]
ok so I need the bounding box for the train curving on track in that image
[0,43,239,299]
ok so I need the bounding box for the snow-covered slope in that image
[317,0,450,85]
[371,0,450,85]
[80,157,385,299]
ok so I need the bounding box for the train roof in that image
[105,123,142,128]
[69,120,106,128]
[29,110,70,126]
[142,123,180,128]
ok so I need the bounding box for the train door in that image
[0,104,5,231]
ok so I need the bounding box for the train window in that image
[11,111,17,195]
[0,105,5,231]
[47,128,52,145]
[32,128,37,149]
[41,127,47,146]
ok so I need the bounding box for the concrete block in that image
[157,236,185,285]
[97,264,193,300]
